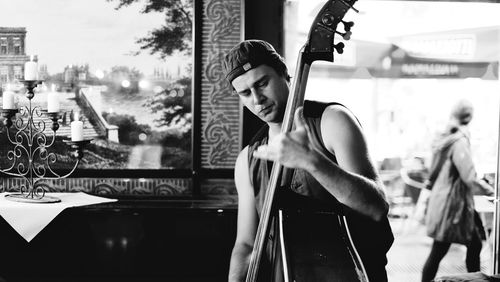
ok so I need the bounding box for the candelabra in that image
[0,80,90,203]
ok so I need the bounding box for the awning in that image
[310,26,500,79]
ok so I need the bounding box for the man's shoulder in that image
[303,100,346,119]
[320,103,360,129]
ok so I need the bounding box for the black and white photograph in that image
[0,0,499,281]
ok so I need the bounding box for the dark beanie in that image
[223,39,285,83]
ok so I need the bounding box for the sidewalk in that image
[387,218,492,282]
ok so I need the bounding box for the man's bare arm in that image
[315,105,388,220]
[228,147,259,282]
[253,106,388,221]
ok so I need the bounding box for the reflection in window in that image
[0,0,193,171]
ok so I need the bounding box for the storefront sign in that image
[399,34,476,60]
[401,63,459,76]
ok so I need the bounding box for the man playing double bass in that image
[224,39,393,282]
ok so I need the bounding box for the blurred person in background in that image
[421,99,494,282]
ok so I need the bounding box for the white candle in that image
[47,90,59,113]
[24,55,38,80]
[71,120,84,141]
[2,89,15,109]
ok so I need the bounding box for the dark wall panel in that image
[242,0,284,146]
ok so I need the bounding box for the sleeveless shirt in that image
[247,100,394,282]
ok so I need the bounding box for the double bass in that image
[245,0,368,281]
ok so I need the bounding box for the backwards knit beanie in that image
[222,39,286,84]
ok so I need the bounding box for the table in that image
[0,192,117,242]
[474,195,495,242]
[0,197,238,282]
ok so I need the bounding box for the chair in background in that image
[380,157,408,221]
[396,167,428,233]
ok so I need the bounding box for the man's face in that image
[231,65,289,124]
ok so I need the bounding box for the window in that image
[0,0,243,197]
[0,1,194,179]
[0,37,7,54]
[0,66,7,83]
[284,1,500,279]
[78,71,86,81]
[0,0,193,172]
[0,0,246,201]
[284,0,500,171]
[13,37,21,54]
[13,66,22,80]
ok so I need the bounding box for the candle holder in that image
[63,139,92,160]
[1,80,91,203]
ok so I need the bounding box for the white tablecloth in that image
[0,192,117,242]
[474,195,495,214]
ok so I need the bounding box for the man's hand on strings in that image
[253,107,319,170]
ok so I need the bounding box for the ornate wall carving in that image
[201,0,242,169]
[0,178,192,196]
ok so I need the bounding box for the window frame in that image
[1,0,244,198]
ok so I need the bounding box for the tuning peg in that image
[343,31,352,40]
[334,42,345,54]
[343,0,359,13]
[342,20,354,32]
[336,30,351,40]
[321,12,335,27]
